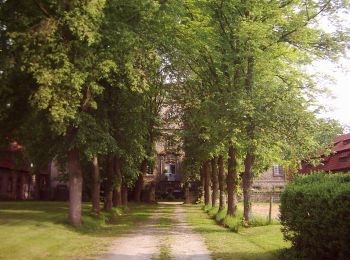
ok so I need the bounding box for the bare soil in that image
[100,205,212,260]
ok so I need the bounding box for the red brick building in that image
[0,141,52,200]
[300,133,350,174]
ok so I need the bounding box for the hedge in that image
[280,172,350,259]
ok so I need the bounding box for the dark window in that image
[273,165,284,177]
[170,164,176,174]
[146,165,153,175]
[339,156,348,162]
[343,139,350,145]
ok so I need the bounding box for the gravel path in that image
[100,208,162,260]
[169,206,211,260]
[100,205,212,260]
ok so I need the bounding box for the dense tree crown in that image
[0,0,348,225]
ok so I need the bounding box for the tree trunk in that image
[211,157,219,207]
[199,164,205,202]
[104,156,114,211]
[113,156,122,207]
[243,151,255,222]
[91,155,100,215]
[227,146,238,216]
[242,55,255,222]
[68,148,83,226]
[218,155,225,211]
[134,160,146,202]
[204,160,211,206]
[184,182,191,204]
[121,184,128,206]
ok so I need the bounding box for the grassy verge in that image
[204,203,280,231]
[185,205,290,260]
[0,201,156,259]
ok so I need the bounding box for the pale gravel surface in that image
[100,208,162,260]
[169,206,212,260]
[100,205,212,260]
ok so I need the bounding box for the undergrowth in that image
[202,204,279,232]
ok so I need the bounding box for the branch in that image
[33,0,51,18]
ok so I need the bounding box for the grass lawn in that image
[184,205,290,260]
[0,201,156,260]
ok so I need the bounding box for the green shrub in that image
[215,208,227,223]
[203,204,212,212]
[223,212,243,232]
[208,206,219,218]
[280,172,350,259]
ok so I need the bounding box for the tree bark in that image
[242,150,255,222]
[227,146,238,216]
[133,160,146,202]
[91,155,100,215]
[211,157,219,207]
[204,160,211,206]
[184,182,191,204]
[113,156,122,207]
[121,184,128,206]
[68,148,83,226]
[104,156,114,211]
[218,155,225,211]
[199,164,205,202]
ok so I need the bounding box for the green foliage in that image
[185,205,290,260]
[207,206,219,218]
[215,208,227,223]
[204,204,278,232]
[280,172,350,259]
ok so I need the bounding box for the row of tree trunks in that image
[227,145,238,216]
[243,150,255,222]
[200,155,227,210]
[91,155,100,215]
[67,146,130,226]
[184,182,191,204]
[113,156,122,207]
[204,160,211,206]
[133,159,147,202]
[200,165,205,202]
[104,155,114,211]
[121,184,128,206]
[218,155,225,210]
[211,157,219,207]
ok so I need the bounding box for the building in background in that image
[252,165,287,191]
[300,133,350,174]
[0,141,67,200]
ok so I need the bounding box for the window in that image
[339,156,348,162]
[146,165,153,175]
[343,139,350,145]
[272,165,284,177]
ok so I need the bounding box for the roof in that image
[300,133,350,174]
[334,133,350,144]
[0,141,29,172]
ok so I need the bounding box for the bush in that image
[223,213,243,232]
[280,172,350,260]
[215,208,227,223]
[208,206,219,218]
[203,204,212,212]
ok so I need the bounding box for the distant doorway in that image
[165,163,176,174]
[164,163,176,181]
